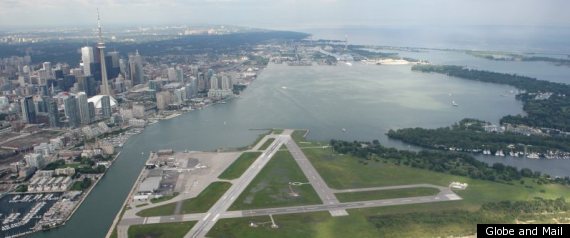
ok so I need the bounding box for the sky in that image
[0,0,569,29]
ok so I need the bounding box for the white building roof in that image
[87,95,118,109]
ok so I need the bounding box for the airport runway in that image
[119,130,463,238]
[331,183,448,193]
[284,135,348,216]
[184,135,288,238]
[119,186,461,226]
[238,191,461,217]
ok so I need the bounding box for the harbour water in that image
[32,59,570,238]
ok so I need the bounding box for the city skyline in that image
[1,0,569,29]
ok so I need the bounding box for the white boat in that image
[341,128,347,132]
[452,100,459,107]
[527,153,540,159]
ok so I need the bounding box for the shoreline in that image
[104,152,150,238]
[9,151,124,238]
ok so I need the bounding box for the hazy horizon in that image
[1,0,569,29]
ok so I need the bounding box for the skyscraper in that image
[34,96,48,113]
[101,95,112,118]
[77,92,90,125]
[129,50,144,85]
[167,67,177,82]
[107,51,120,69]
[220,74,232,90]
[47,98,60,127]
[88,102,96,123]
[20,96,37,124]
[42,62,53,79]
[106,51,121,79]
[97,9,111,96]
[210,74,219,90]
[119,58,129,77]
[176,68,184,82]
[64,95,80,128]
[81,46,94,76]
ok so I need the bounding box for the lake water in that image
[305,26,570,54]
[31,56,570,238]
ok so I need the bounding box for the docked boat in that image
[527,153,540,159]
[495,150,505,157]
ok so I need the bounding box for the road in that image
[184,135,287,238]
[283,134,347,216]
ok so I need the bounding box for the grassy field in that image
[303,146,570,209]
[335,187,440,203]
[128,221,196,238]
[136,201,176,217]
[137,182,232,217]
[259,138,275,150]
[291,130,308,143]
[180,182,232,214]
[272,129,284,134]
[229,150,322,211]
[218,152,262,180]
[208,131,570,238]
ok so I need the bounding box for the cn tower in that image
[97,9,111,96]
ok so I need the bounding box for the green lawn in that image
[335,187,440,203]
[137,182,232,217]
[128,221,196,238]
[218,152,261,180]
[272,129,284,134]
[258,138,275,150]
[229,150,322,210]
